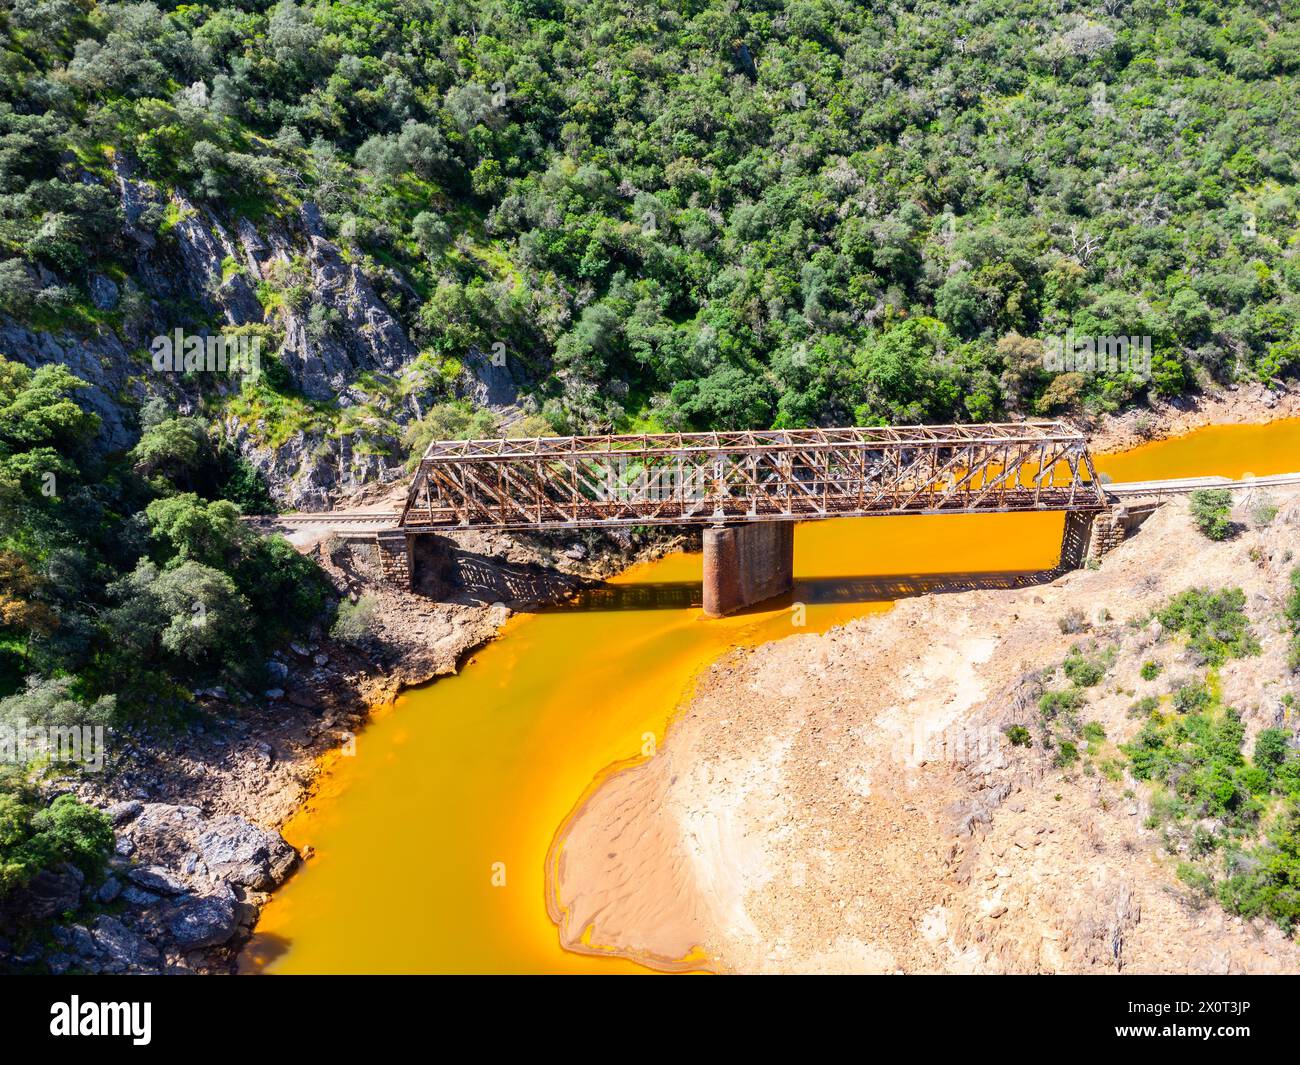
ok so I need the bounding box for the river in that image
[240,417,1300,974]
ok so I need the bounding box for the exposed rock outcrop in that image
[11,156,439,506]
[3,800,298,974]
[0,320,139,453]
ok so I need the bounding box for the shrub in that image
[1054,740,1079,768]
[1215,800,1300,933]
[0,778,113,897]
[1158,587,1259,666]
[1176,861,1214,898]
[1173,681,1212,714]
[1057,609,1086,634]
[1127,695,1160,718]
[1189,489,1233,541]
[1063,653,1105,687]
[1140,660,1162,681]
[1285,569,1300,672]
[0,676,115,735]
[1286,568,1300,629]
[1004,724,1032,747]
[331,595,379,645]
[1254,729,1291,782]
[1039,688,1085,721]
[1251,500,1279,527]
[1082,721,1107,743]
[401,402,499,467]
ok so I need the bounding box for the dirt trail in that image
[551,489,1300,973]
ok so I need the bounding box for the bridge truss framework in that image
[399,421,1108,531]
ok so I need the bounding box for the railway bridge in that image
[259,421,1175,616]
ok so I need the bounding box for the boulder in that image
[51,923,96,958]
[166,890,239,950]
[46,952,74,975]
[88,273,119,310]
[19,866,82,920]
[197,816,297,890]
[128,865,187,896]
[106,800,143,825]
[119,886,161,907]
[125,802,206,866]
[91,915,160,974]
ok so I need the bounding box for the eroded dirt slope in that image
[552,490,1300,973]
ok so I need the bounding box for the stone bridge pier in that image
[702,521,795,617]
[375,530,414,590]
[1059,503,1160,570]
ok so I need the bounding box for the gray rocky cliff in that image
[6,157,438,507]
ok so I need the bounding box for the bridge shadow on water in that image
[550,568,1061,614]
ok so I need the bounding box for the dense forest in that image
[3,0,1300,436]
[2,0,1300,931]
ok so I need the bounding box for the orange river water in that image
[240,418,1300,974]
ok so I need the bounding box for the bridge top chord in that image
[418,421,1085,461]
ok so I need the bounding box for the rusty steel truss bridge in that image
[254,421,1300,615]
[396,421,1107,531]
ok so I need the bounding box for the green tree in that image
[129,416,216,492]
[145,494,247,568]
[1189,489,1234,541]
[0,358,98,512]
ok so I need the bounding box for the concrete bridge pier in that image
[702,521,795,618]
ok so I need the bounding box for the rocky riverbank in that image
[549,486,1300,973]
[1086,380,1300,456]
[3,513,685,975]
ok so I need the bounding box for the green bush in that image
[1173,681,1213,714]
[331,595,379,646]
[1004,724,1032,748]
[1189,489,1233,541]
[1127,696,1159,720]
[1039,688,1085,722]
[1054,741,1079,768]
[1118,664,1300,938]
[1140,660,1162,681]
[1176,862,1214,898]
[1063,653,1105,687]
[1255,729,1292,782]
[1215,800,1300,933]
[1158,588,1259,666]
[1285,569,1300,672]
[0,777,112,898]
